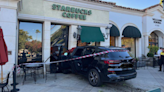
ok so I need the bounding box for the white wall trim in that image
[143,13,154,17]
[45,0,113,11]
[109,20,120,31]
[145,6,164,15]
[148,28,164,35]
[0,5,17,10]
[121,23,140,35]
[110,8,145,16]
[18,13,108,27]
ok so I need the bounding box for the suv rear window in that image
[103,51,132,60]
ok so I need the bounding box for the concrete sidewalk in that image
[7,67,164,92]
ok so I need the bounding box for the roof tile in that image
[83,0,162,12]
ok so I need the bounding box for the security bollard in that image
[11,64,20,92]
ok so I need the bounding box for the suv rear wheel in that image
[88,69,102,86]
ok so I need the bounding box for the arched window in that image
[149,32,158,46]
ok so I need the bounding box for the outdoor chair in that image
[137,57,146,69]
[144,58,151,69]
[0,72,10,92]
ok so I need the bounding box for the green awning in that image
[122,26,141,38]
[110,25,120,37]
[81,26,104,43]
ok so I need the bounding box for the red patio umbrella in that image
[0,27,8,82]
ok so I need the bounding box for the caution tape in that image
[13,49,128,73]
[47,49,128,64]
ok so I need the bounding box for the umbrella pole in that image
[1,65,3,83]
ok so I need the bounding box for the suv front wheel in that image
[88,69,102,86]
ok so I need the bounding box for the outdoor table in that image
[23,64,43,84]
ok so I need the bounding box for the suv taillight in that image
[104,60,120,64]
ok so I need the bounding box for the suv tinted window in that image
[83,48,95,55]
[74,48,83,56]
[104,52,132,60]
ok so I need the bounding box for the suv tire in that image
[88,69,102,87]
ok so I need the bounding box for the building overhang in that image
[0,0,21,9]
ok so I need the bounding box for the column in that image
[116,37,122,47]
[158,36,162,48]
[100,27,110,46]
[144,35,149,56]
[0,0,19,76]
[68,25,77,49]
[42,21,51,63]
[136,38,142,58]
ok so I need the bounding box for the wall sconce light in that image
[73,25,82,40]
[103,23,112,40]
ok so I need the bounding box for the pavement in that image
[5,66,164,92]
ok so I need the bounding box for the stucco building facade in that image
[0,0,164,75]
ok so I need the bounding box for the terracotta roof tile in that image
[143,4,162,11]
[114,5,144,12]
[83,0,116,5]
[83,0,162,12]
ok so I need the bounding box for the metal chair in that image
[137,57,146,69]
[0,72,10,92]
[145,58,151,69]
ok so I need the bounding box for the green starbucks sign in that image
[52,4,92,20]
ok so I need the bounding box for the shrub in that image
[148,46,159,54]
[147,52,154,57]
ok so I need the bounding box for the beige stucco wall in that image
[19,0,109,24]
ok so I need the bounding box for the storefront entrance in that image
[122,37,136,58]
[110,36,115,46]
[149,32,158,46]
[110,24,120,47]
[122,26,141,58]
[50,24,69,56]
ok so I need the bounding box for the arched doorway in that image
[110,24,120,46]
[149,30,164,47]
[149,32,158,46]
[121,26,141,58]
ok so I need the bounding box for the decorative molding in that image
[110,8,144,16]
[143,13,154,17]
[0,5,17,10]
[45,0,112,11]
[0,0,20,9]
[120,23,141,35]
[18,13,108,27]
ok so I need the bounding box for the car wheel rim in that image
[89,71,98,85]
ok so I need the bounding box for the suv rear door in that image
[81,47,96,69]
[72,47,84,71]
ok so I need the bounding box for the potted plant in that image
[148,46,159,55]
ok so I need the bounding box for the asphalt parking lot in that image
[7,67,164,92]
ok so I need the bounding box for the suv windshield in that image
[104,51,132,60]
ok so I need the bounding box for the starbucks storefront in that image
[17,0,112,64]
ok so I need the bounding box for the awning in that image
[81,26,104,43]
[110,25,120,37]
[122,26,141,38]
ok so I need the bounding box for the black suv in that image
[60,46,137,86]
